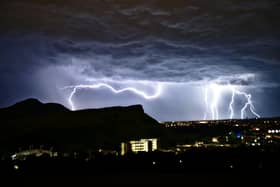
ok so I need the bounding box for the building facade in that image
[121,138,158,155]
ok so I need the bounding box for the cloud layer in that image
[0,0,280,120]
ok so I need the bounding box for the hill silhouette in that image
[0,98,165,153]
[0,98,69,118]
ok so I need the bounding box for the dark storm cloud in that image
[1,0,280,41]
[0,0,280,119]
[1,0,279,79]
[50,38,280,86]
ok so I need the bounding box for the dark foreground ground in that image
[1,147,279,185]
[2,170,277,186]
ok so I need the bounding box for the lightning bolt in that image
[234,90,260,119]
[229,86,235,119]
[210,83,221,120]
[203,88,208,120]
[64,83,162,110]
[204,83,260,120]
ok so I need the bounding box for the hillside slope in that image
[0,99,165,153]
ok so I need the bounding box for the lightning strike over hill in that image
[64,83,163,111]
[204,84,260,120]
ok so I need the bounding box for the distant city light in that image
[199,121,208,124]
[14,165,19,170]
[212,137,219,143]
[268,130,272,133]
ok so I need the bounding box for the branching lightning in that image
[64,82,162,110]
[62,77,260,120]
[229,86,235,119]
[204,83,260,120]
[203,88,208,120]
[233,89,260,119]
[210,84,221,120]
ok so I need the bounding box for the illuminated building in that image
[121,138,158,155]
[121,142,130,156]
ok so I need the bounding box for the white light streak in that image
[203,88,208,120]
[210,84,221,120]
[64,83,162,110]
[204,83,260,120]
[229,86,235,119]
[234,89,260,119]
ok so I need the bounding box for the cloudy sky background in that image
[0,0,280,121]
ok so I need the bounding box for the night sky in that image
[0,0,280,121]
